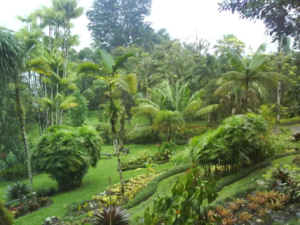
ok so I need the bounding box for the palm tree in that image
[0,28,33,192]
[78,50,137,194]
[153,110,185,142]
[215,44,283,112]
[129,79,202,140]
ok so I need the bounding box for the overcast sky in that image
[0,0,275,52]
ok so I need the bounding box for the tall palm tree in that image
[0,28,33,192]
[215,44,283,112]
[78,50,137,194]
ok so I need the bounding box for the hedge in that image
[123,163,191,209]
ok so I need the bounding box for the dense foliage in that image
[5,181,30,201]
[144,168,217,224]
[87,0,153,51]
[190,114,274,174]
[0,200,13,225]
[68,89,88,126]
[219,0,300,48]
[32,125,102,191]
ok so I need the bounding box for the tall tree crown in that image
[87,0,153,51]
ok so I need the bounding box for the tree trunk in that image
[119,111,125,151]
[109,95,125,194]
[276,81,282,133]
[245,78,249,113]
[15,81,34,193]
[51,88,54,126]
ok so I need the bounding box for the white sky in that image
[0,0,275,52]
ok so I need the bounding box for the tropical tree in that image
[87,0,153,51]
[32,125,101,191]
[218,0,300,48]
[78,50,137,194]
[219,0,300,130]
[215,45,282,112]
[0,28,33,192]
[129,79,202,141]
[214,34,246,57]
[153,110,185,142]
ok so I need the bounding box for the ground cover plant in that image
[205,155,300,225]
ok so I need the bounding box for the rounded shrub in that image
[32,125,102,191]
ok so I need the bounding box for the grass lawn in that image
[0,144,183,225]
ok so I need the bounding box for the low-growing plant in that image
[228,202,239,211]
[155,141,178,160]
[292,155,300,166]
[222,216,236,225]
[233,198,246,207]
[123,164,190,209]
[123,150,151,168]
[93,206,129,225]
[248,202,259,211]
[278,193,290,203]
[0,200,13,225]
[265,199,285,210]
[238,211,253,222]
[143,168,218,224]
[5,181,30,201]
[215,205,232,218]
[35,187,57,197]
[258,207,269,218]
[263,164,299,189]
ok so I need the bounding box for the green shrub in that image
[69,90,88,126]
[96,125,113,145]
[0,164,27,181]
[0,200,13,225]
[155,141,178,160]
[5,181,30,201]
[35,187,57,197]
[174,124,214,141]
[32,125,102,191]
[190,113,274,174]
[143,168,217,224]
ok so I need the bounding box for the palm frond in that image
[134,104,160,116]
[183,99,203,115]
[77,62,100,76]
[196,104,219,116]
[59,96,76,110]
[98,49,114,72]
[217,71,244,85]
[25,58,51,75]
[115,74,137,94]
[215,81,241,95]
[112,52,134,73]
[134,98,160,109]
[127,125,152,139]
